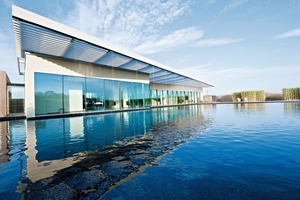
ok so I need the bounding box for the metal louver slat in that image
[64,39,108,62]
[12,5,213,89]
[119,60,148,70]
[96,52,132,67]
[138,65,161,73]
[17,20,72,57]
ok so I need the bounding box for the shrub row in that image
[232,90,265,102]
[282,88,300,100]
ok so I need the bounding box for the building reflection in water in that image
[25,111,149,182]
[234,103,266,114]
[0,120,27,197]
[284,102,300,117]
[23,105,204,183]
[0,120,27,165]
[0,122,9,163]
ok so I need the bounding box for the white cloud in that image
[194,38,243,47]
[64,0,191,48]
[274,28,300,39]
[133,27,204,54]
[63,0,243,55]
[221,0,248,13]
[206,0,217,5]
[0,30,5,39]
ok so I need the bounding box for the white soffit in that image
[12,5,214,88]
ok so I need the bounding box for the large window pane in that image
[185,92,189,104]
[63,76,85,113]
[198,92,201,103]
[7,86,24,114]
[178,91,185,104]
[157,90,162,106]
[86,78,105,111]
[168,90,177,105]
[195,92,198,103]
[162,90,168,105]
[133,83,143,108]
[167,91,172,105]
[192,92,196,103]
[174,91,178,105]
[35,73,63,115]
[105,80,119,109]
[144,84,151,107]
[190,92,195,103]
[151,90,157,106]
[120,81,134,109]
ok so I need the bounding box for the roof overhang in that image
[12,5,214,88]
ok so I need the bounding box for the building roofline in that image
[12,5,214,88]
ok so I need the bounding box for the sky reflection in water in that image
[0,103,300,199]
[0,105,207,199]
[104,103,300,200]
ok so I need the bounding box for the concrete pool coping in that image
[0,103,201,121]
[201,100,300,105]
[1,101,299,122]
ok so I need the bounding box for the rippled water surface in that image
[1,103,300,199]
[104,103,300,199]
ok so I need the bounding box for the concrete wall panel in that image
[0,71,10,117]
[150,82,203,93]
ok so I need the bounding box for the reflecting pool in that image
[104,103,300,199]
[0,105,207,199]
[1,103,300,199]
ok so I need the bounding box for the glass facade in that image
[168,91,177,105]
[120,81,134,109]
[7,86,24,114]
[34,72,151,115]
[144,84,151,107]
[185,92,189,104]
[148,89,201,107]
[178,91,185,104]
[133,83,143,108]
[35,73,63,115]
[150,90,157,106]
[162,90,168,105]
[157,90,162,106]
[63,76,85,113]
[85,78,105,111]
[34,72,202,116]
[105,80,119,109]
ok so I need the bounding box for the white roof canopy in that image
[12,5,213,88]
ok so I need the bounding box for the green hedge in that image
[232,90,265,102]
[256,91,265,101]
[283,88,300,100]
[232,92,242,102]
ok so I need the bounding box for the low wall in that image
[203,95,218,103]
[0,71,10,117]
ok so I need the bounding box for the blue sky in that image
[0,0,299,95]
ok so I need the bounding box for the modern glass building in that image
[12,6,213,119]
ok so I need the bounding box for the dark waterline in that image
[0,103,300,199]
